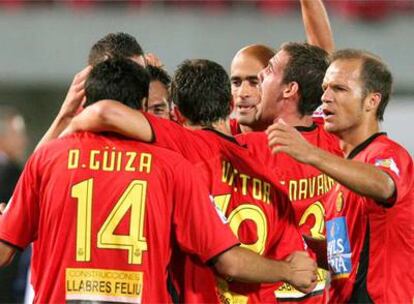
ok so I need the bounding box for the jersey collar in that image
[295,123,317,132]
[347,132,387,160]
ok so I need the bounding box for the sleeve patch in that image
[375,158,400,176]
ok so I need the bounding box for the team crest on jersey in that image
[335,192,344,213]
[326,217,352,279]
[375,158,400,176]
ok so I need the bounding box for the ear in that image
[364,92,381,114]
[282,81,299,99]
[141,97,148,111]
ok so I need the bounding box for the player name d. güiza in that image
[66,147,153,173]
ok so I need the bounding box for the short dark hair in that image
[147,65,171,88]
[281,42,330,116]
[331,49,393,121]
[88,32,144,66]
[85,58,149,110]
[170,59,232,126]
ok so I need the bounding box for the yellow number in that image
[228,204,267,255]
[71,178,93,262]
[213,194,267,255]
[71,179,148,264]
[98,181,148,264]
[213,194,267,303]
[299,201,325,239]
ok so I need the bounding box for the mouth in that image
[236,104,256,115]
[323,108,335,120]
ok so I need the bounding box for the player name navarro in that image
[67,148,152,173]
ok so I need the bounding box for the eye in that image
[231,79,241,87]
[334,85,347,92]
[249,79,259,86]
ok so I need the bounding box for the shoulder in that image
[235,131,267,145]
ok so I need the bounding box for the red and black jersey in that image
[236,123,341,303]
[0,131,238,303]
[143,113,307,303]
[325,133,414,303]
[229,118,242,136]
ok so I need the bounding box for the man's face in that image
[256,50,289,125]
[146,80,170,119]
[230,54,264,126]
[322,59,367,136]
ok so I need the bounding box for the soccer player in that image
[87,32,146,67]
[230,0,334,135]
[60,58,318,303]
[236,42,342,302]
[0,58,318,303]
[266,49,414,303]
[37,32,147,148]
[143,65,171,120]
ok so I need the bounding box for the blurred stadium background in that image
[0,0,413,154]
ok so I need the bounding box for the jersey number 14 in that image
[71,178,148,265]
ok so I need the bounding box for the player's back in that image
[236,123,341,302]
[185,136,304,303]
[143,114,306,303]
[237,124,341,236]
[23,131,220,303]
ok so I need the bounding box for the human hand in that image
[285,251,317,294]
[266,119,317,164]
[58,66,92,119]
[144,53,163,67]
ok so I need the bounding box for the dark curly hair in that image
[170,59,232,126]
[88,32,144,66]
[85,58,149,110]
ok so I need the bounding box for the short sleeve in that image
[367,145,413,205]
[142,112,201,160]
[0,154,41,249]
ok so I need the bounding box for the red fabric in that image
[236,124,341,303]
[144,113,307,303]
[0,131,238,303]
[229,118,242,136]
[325,134,414,303]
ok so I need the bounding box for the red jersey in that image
[325,133,414,303]
[143,113,307,303]
[0,132,238,303]
[236,123,341,302]
[229,118,242,136]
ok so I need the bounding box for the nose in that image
[238,81,251,98]
[321,87,333,104]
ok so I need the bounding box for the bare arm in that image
[0,241,16,268]
[301,0,335,53]
[267,121,395,203]
[215,247,317,294]
[36,66,91,150]
[63,100,153,142]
